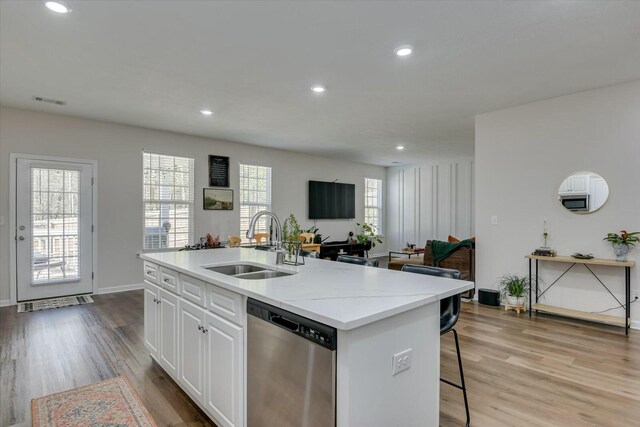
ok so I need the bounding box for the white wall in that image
[475,80,640,326]
[0,107,386,302]
[386,159,475,251]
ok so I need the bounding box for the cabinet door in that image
[570,174,588,192]
[158,288,179,379]
[179,299,206,404]
[143,281,159,357]
[204,312,244,427]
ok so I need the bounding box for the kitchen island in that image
[141,248,473,427]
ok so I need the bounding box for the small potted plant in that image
[497,274,530,314]
[282,214,302,260]
[603,230,639,262]
[355,223,383,252]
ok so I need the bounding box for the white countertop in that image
[141,248,474,330]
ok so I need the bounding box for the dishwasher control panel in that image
[247,298,337,350]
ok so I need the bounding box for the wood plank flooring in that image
[1,290,638,426]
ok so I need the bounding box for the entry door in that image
[15,158,94,301]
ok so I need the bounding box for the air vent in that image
[32,96,66,106]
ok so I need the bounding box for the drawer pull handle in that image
[152,298,157,303]
[197,325,203,331]
[164,278,170,282]
[146,270,153,275]
[156,300,161,304]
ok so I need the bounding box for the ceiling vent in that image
[32,96,66,106]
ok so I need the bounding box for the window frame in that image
[364,177,383,235]
[142,151,195,251]
[239,163,272,243]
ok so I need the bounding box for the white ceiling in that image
[1,1,639,166]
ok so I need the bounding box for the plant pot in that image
[612,243,629,262]
[505,294,526,308]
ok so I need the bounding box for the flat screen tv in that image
[309,180,355,219]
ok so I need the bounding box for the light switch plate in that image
[392,348,412,376]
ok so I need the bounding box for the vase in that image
[612,243,629,261]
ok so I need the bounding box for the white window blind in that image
[239,164,272,243]
[364,177,383,234]
[143,152,194,250]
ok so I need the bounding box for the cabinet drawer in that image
[206,284,244,326]
[143,261,159,284]
[180,274,207,308]
[159,266,180,295]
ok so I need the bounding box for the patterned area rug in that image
[17,295,94,313]
[32,376,157,427]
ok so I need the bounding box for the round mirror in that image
[558,171,609,214]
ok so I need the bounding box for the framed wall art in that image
[203,188,233,210]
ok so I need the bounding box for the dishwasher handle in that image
[269,314,299,332]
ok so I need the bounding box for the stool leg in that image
[452,329,471,427]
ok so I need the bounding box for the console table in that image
[526,255,634,335]
[319,241,366,260]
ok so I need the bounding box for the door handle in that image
[18,236,25,241]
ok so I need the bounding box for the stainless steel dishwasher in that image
[247,298,336,427]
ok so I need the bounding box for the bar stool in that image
[401,264,470,427]
[336,255,379,267]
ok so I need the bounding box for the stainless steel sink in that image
[204,263,296,280]
[205,264,266,275]
[234,270,295,280]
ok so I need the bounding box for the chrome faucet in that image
[246,211,285,264]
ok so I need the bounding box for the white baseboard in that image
[95,283,144,295]
[631,320,640,330]
[0,299,13,307]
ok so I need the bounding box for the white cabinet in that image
[559,174,589,194]
[159,266,180,294]
[145,280,180,380]
[204,312,244,427]
[179,299,207,405]
[181,274,207,307]
[143,280,159,357]
[158,288,179,378]
[144,260,245,427]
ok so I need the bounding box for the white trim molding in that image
[631,320,640,331]
[0,299,13,308]
[95,283,144,295]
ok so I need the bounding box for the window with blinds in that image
[239,164,272,243]
[143,152,194,250]
[364,177,383,234]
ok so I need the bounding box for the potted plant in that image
[603,230,639,262]
[355,222,383,251]
[282,214,302,259]
[497,274,530,313]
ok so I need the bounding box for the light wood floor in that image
[1,291,638,426]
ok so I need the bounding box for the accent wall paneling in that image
[386,159,474,251]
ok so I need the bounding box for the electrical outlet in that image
[491,215,498,225]
[392,348,412,376]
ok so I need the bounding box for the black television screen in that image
[309,180,355,219]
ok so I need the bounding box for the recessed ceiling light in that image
[45,1,70,14]
[200,109,213,116]
[394,45,413,57]
[396,145,405,151]
[311,85,326,93]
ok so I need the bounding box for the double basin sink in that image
[205,263,295,280]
